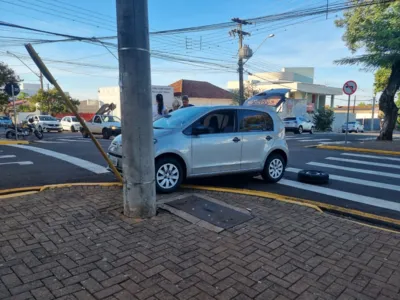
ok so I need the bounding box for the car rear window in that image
[284,117,296,121]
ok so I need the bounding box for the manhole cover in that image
[167,195,253,229]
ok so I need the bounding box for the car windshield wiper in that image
[153,126,164,129]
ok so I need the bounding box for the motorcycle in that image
[5,118,44,140]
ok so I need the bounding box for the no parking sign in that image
[343,80,357,95]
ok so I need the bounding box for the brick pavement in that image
[0,186,399,300]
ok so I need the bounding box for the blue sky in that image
[0,0,376,105]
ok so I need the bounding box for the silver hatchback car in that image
[108,106,289,193]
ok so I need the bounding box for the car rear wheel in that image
[71,125,76,132]
[155,157,183,193]
[310,127,314,134]
[262,153,285,183]
[6,131,15,139]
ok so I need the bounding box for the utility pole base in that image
[123,181,156,218]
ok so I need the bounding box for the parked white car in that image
[60,116,81,132]
[283,116,314,134]
[108,106,289,193]
[342,121,364,133]
[27,115,62,132]
[82,115,121,139]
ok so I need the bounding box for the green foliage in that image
[313,107,335,132]
[29,88,79,115]
[335,1,400,68]
[0,62,19,114]
[231,82,260,105]
[17,104,35,112]
[358,102,367,107]
[17,91,30,100]
[374,67,391,93]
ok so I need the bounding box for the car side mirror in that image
[192,125,209,135]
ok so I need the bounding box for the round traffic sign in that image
[343,80,357,95]
[4,82,20,96]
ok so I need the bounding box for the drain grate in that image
[167,195,253,229]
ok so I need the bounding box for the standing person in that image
[180,95,194,109]
[153,94,168,121]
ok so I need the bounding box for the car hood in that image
[42,121,60,125]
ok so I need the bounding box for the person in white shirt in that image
[153,94,168,121]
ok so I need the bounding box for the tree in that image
[335,1,400,140]
[0,62,20,115]
[17,91,29,100]
[358,102,367,107]
[29,88,79,115]
[313,107,335,132]
[232,81,260,105]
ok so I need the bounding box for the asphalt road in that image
[1,130,399,222]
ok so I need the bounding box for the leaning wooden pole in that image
[24,43,123,183]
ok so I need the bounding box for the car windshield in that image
[39,116,57,121]
[284,117,297,121]
[71,117,78,122]
[102,116,121,123]
[345,122,356,125]
[153,107,209,129]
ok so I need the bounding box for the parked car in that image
[82,115,121,139]
[60,116,82,132]
[342,121,364,133]
[108,106,289,193]
[283,116,314,134]
[27,115,62,132]
[0,116,12,128]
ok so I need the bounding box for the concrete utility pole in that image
[39,72,44,90]
[116,0,156,218]
[7,51,43,90]
[353,95,356,113]
[230,18,251,105]
[371,95,376,131]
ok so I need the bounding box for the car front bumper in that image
[110,129,121,136]
[107,152,122,172]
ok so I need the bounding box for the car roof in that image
[196,105,277,114]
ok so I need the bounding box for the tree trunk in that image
[377,61,400,141]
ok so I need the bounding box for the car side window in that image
[239,110,274,132]
[94,116,101,124]
[193,110,236,134]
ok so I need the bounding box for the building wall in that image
[78,99,103,113]
[189,98,232,106]
[19,83,41,96]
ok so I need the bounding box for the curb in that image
[183,185,400,233]
[316,145,400,156]
[0,182,122,197]
[0,140,30,145]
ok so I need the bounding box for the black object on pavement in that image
[297,170,329,184]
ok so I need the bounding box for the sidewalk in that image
[317,140,400,155]
[0,186,399,300]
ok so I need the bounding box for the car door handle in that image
[232,137,241,143]
[266,136,272,141]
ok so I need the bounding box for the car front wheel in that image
[262,153,285,183]
[155,157,183,193]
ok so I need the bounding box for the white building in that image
[98,86,174,119]
[227,67,343,112]
[19,83,41,96]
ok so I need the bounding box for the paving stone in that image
[0,187,397,300]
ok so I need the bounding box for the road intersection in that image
[1,131,399,223]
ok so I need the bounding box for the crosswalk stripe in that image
[307,162,400,179]
[286,167,400,192]
[341,153,400,162]
[8,145,109,174]
[326,157,400,170]
[318,141,348,145]
[299,139,331,142]
[0,161,33,166]
[286,137,312,140]
[0,155,16,159]
[278,179,400,212]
